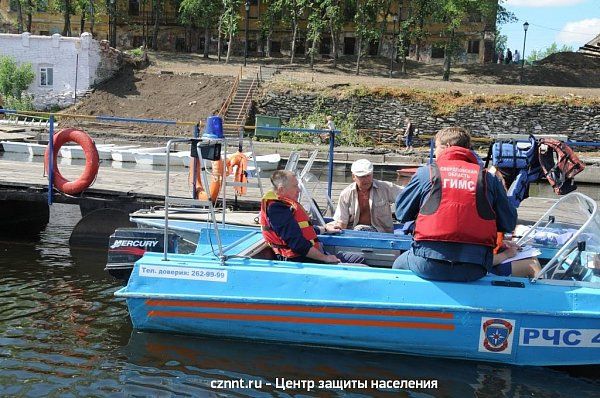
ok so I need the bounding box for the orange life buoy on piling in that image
[44,128,99,195]
[228,151,249,196]
[188,157,224,203]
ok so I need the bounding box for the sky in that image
[501,0,600,57]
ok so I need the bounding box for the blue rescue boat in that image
[114,190,600,366]
[111,138,600,366]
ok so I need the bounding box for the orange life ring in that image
[44,128,99,195]
[228,151,248,195]
[188,157,224,203]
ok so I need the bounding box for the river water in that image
[0,204,599,397]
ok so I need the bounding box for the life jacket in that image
[486,135,541,208]
[259,191,319,258]
[414,146,497,247]
[538,138,585,195]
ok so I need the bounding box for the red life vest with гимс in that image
[414,146,497,247]
[259,191,320,258]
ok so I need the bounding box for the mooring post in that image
[328,130,335,199]
[192,123,200,199]
[48,114,55,205]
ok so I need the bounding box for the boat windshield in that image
[518,193,600,283]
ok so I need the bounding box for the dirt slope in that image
[63,66,233,138]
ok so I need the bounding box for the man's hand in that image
[323,254,341,263]
[501,240,520,259]
[322,224,342,235]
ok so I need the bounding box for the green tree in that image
[323,0,344,68]
[258,0,279,57]
[151,0,163,50]
[179,0,220,57]
[493,3,516,61]
[495,32,507,53]
[376,0,392,56]
[0,56,35,101]
[433,0,500,81]
[50,0,75,36]
[527,42,574,63]
[409,0,438,62]
[306,1,327,68]
[354,0,380,75]
[221,0,241,63]
[274,0,308,64]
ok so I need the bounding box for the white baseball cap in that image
[351,159,373,177]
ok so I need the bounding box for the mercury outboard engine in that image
[106,228,179,282]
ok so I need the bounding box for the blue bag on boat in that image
[492,136,537,169]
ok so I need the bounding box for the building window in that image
[175,37,186,52]
[129,0,140,16]
[271,41,281,53]
[431,45,445,58]
[40,67,53,87]
[467,40,480,54]
[320,37,331,55]
[344,37,356,55]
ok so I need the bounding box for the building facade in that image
[0,32,121,109]
[0,0,496,64]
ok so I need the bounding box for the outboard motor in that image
[106,228,179,282]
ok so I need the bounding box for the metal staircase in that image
[221,76,258,137]
[218,66,279,137]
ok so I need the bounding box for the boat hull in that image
[117,252,600,366]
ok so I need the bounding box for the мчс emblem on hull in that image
[478,317,516,354]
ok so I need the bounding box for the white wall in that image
[0,32,120,109]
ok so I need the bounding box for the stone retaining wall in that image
[256,92,600,144]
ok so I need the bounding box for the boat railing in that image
[521,192,598,282]
[299,150,319,180]
[284,151,300,172]
[164,138,224,263]
[298,178,326,227]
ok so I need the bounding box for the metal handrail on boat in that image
[519,192,598,282]
[164,138,224,263]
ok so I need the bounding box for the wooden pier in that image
[0,156,563,226]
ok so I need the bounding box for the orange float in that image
[188,157,225,203]
[228,151,249,196]
[44,128,99,195]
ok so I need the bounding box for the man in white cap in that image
[333,159,403,233]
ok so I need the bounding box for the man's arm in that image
[333,190,350,229]
[395,167,428,222]
[489,174,518,233]
[306,247,340,263]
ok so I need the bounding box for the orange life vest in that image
[414,146,497,247]
[259,191,319,258]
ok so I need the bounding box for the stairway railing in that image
[228,73,258,132]
[218,67,242,117]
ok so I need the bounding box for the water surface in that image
[0,204,598,396]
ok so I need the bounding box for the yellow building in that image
[0,0,496,64]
